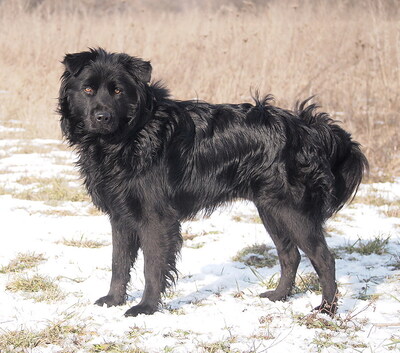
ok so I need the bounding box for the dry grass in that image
[233,243,278,268]
[0,252,46,274]
[14,177,89,202]
[0,315,94,353]
[336,235,391,256]
[6,274,66,302]
[59,235,109,248]
[293,272,322,295]
[0,0,399,177]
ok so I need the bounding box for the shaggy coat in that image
[59,48,368,317]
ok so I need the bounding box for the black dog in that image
[58,48,368,317]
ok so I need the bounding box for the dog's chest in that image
[78,151,132,212]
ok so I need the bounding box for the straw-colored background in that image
[0,0,398,178]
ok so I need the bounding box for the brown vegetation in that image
[0,0,398,178]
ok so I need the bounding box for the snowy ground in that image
[0,136,399,353]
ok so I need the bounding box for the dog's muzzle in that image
[89,111,117,133]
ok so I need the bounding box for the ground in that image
[0,136,399,353]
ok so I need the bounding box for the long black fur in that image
[58,48,368,317]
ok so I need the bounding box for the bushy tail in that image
[330,139,369,212]
[296,99,369,214]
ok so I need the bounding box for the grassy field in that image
[0,0,399,178]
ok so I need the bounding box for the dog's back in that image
[166,97,367,222]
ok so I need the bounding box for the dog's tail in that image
[296,99,369,215]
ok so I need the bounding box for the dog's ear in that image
[62,50,98,76]
[119,54,152,83]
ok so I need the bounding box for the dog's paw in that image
[259,290,288,302]
[313,301,337,317]
[124,304,158,317]
[94,295,125,307]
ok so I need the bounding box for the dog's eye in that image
[84,87,94,94]
[114,88,122,95]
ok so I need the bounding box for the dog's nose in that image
[95,112,111,123]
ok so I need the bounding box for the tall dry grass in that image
[0,0,398,178]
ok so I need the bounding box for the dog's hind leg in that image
[286,211,338,315]
[124,217,182,317]
[95,221,139,308]
[258,204,338,315]
[256,205,301,302]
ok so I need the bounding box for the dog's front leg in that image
[95,220,138,307]
[124,217,182,317]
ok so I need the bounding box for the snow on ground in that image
[0,137,399,352]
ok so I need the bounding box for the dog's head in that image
[59,48,152,142]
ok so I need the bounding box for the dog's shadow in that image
[125,237,391,314]
[166,261,279,311]
[125,260,279,310]
[162,258,390,314]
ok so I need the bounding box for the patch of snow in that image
[0,125,25,133]
[0,139,399,352]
